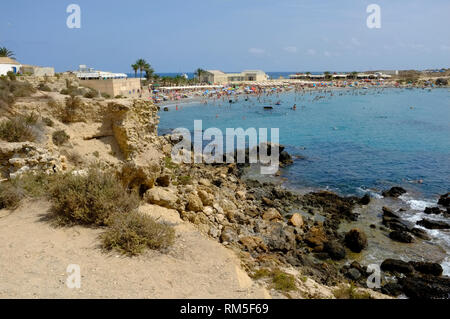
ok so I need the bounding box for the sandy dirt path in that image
[0,200,269,299]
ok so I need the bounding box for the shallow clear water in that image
[158,88,450,201]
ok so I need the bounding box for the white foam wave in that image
[399,194,437,211]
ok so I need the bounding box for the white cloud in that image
[248,48,265,55]
[440,45,450,51]
[283,46,297,53]
[306,49,316,55]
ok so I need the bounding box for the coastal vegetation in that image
[101,210,175,256]
[48,167,140,226]
[52,130,70,146]
[0,113,40,142]
[0,47,15,58]
[0,182,24,209]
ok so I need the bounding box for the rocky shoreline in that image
[1,74,449,299]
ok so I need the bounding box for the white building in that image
[0,57,22,76]
[200,70,268,84]
[74,65,127,80]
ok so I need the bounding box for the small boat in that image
[264,106,273,110]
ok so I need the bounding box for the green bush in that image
[250,268,297,292]
[333,283,372,299]
[59,96,83,123]
[101,93,111,99]
[6,71,16,81]
[11,171,57,198]
[48,168,139,226]
[38,83,52,92]
[42,117,54,127]
[84,90,97,98]
[101,211,175,256]
[0,182,24,210]
[0,77,35,112]
[52,130,70,146]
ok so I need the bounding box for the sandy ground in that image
[0,200,269,299]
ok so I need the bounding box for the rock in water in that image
[389,230,414,243]
[381,259,414,274]
[416,218,450,230]
[344,229,367,253]
[409,261,443,276]
[359,194,371,205]
[382,187,407,198]
[324,240,346,260]
[398,275,450,299]
[438,193,450,207]
[424,207,443,214]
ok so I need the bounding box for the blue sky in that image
[1,0,449,73]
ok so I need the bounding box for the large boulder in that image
[381,259,414,274]
[144,187,178,209]
[304,226,328,251]
[424,207,444,215]
[438,193,450,207]
[324,240,346,260]
[344,229,368,253]
[262,208,282,222]
[382,187,407,198]
[288,213,304,228]
[398,275,450,299]
[416,218,450,230]
[389,230,414,243]
[186,193,203,212]
[409,261,443,276]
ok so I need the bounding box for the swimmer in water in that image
[292,104,297,110]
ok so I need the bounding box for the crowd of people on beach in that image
[151,78,438,109]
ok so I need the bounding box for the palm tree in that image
[350,71,358,80]
[131,63,139,78]
[324,71,331,80]
[0,47,15,58]
[144,64,154,81]
[195,68,205,83]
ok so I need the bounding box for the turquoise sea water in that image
[158,88,450,201]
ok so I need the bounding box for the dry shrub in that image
[11,171,57,198]
[333,283,372,299]
[0,117,36,142]
[101,211,175,256]
[38,83,52,92]
[59,96,83,123]
[52,130,70,146]
[83,90,97,99]
[0,182,24,210]
[48,168,139,226]
[0,76,36,113]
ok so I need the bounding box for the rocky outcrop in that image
[381,259,414,274]
[416,218,450,230]
[382,186,406,198]
[438,193,450,207]
[105,100,159,159]
[144,187,178,209]
[0,141,65,179]
[344,229,367,253]
[389,230,414,243]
